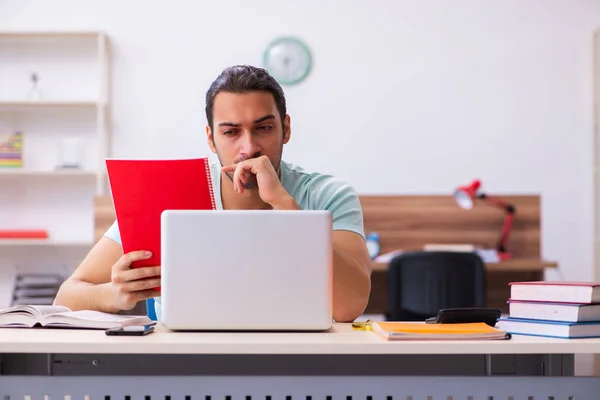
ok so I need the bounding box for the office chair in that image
[386,251,486,321]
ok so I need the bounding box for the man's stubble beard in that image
[215,142,284,191]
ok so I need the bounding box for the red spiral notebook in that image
[106,158,217,286]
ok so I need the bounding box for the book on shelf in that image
[371,321,509,341]
[105,157,217,289]
[509,281,600,304]
[496,317,600,339]
[0,305,154,329]
[0,131,23,167]
[422,244,500,262]
[423,243,477,252]
[0,230,48,239]
[508,299,600,323]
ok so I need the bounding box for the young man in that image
[54,65,372,322]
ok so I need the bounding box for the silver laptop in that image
[159,209,333,331]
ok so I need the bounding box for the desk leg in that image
[544,354,575,376]
[487,354,574,376]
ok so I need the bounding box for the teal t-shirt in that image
[103,156,366,319]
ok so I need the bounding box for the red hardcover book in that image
[106,158,216,278]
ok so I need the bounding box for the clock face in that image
[263,37,312,85]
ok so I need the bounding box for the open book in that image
[0,305,154,329]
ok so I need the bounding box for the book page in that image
[42,310,153,329]
[0,304,70,318]
[31,305,71,317]
[0,305,69,327]
[58,310,146,322]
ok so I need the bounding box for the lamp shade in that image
[454,179,481,209]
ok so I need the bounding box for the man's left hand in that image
[221,155,299,209]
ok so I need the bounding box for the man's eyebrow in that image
[217,115,275,128]
[254,115,276,124]
[218,121,241,127]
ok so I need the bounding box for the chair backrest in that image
[386,251,486,321]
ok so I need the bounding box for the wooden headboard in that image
[359,195,541,259]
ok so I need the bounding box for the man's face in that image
[206,91,291,189]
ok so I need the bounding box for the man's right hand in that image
[110,250,161,311]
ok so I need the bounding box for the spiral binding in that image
[204,159,217,210]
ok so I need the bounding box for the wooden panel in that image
[365,271,388,314]
[360,195,541,258]
[94,195,115,242]
[95,194,543,259]
[360,194,550,315]
[93,193,551,315]
[365,269,544,315]
[373,259,556,272]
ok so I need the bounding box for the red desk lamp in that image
[453,179,515,261]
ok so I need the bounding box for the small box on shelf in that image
[0,131,23,168]
[55,137,84,170]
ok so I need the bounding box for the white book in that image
[497,317,600,339]
[508,300,600,322]
[423,243,477,252]
[509,281,600,304]
[0,305,154,329]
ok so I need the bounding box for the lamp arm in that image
[476,193,516,254]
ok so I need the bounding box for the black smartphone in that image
[105,324,155,336]
[425,308,501,327]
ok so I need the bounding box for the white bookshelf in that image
[0,169,98,177]
[0,101,101,109]
[0,31,103,38]
[0,239,92,247]
[0,31,110,286]
[0,168,98,176]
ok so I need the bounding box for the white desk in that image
[1,323,599,399]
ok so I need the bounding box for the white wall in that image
[2,0,600,281]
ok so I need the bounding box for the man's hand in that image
[110,250,161,311]
[222,155,299,209]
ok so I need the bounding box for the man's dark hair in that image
[205,65,287,131]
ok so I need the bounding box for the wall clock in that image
[263,36,312,85]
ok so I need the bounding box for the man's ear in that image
[283,115,291,144]
[206,125,216,153]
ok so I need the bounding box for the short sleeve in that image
[308,175,366,240]
[104,220,123,245]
